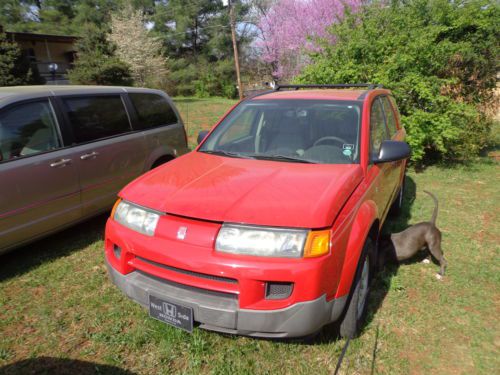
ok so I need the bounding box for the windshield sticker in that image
[343,144,354,157]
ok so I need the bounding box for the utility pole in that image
[227,0,244,100]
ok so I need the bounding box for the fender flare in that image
[335,200,379,299]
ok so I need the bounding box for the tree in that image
[0,32,25,86]
[150,0,250,97]
[0,31,44,85]
[298,0,499,163]
[256,0,362,80]
[109,4,168,87]
[0,0,123,34]
[67,24,133,86]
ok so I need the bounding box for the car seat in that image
[20,127,57,156]
[264,113,308,153]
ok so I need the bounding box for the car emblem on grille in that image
[177,226,187,240]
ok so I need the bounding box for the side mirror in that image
[374,140,411,164]
[197,130,209,145]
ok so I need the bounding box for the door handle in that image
[80,151,99,160]
[50,158,71,168]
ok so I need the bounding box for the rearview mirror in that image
[197,130,209,145]
[373,140,411,164]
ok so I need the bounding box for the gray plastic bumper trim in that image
[106,260,347,338]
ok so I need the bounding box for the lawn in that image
[174,97,237,149]
[0,98,499,374]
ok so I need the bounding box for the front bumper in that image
[106,259,347,338]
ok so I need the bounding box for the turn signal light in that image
[304,230,330,258]
[110,198,122,218]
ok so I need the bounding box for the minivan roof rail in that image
[275,84,384,91]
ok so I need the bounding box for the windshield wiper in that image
[250,154,317,164]
[199,150,255,159]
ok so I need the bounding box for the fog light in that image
[265,282,293,300]
[113,245,122,260]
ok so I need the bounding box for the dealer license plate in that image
[149,295,193,333]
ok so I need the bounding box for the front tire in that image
[339,240,373,338]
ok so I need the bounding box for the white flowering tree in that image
[109,5,168,87]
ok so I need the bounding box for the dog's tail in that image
[423,190,438,224]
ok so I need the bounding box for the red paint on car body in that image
[105,88,407,330]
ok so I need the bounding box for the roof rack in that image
[275,84,384,91]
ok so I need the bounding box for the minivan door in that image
[59,95,147,217]
[0,99,81,253]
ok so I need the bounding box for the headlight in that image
[113,200,161,236]
[216,224,309,258]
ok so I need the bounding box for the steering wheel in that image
[313,136,347,147]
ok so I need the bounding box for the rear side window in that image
[381,97,398,136]
[0,100,60,162]
[129,93,178,129]
[370,98,390,160]
[62,95,131,144]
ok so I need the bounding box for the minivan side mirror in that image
[198,130,209,144]
[373,140,411,164]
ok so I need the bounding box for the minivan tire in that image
[339,239,373,338]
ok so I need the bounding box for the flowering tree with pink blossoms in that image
[256,0,362,80]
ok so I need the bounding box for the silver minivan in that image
[0,85,188,254]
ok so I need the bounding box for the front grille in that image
[136,256,238,284]
[265,282,293,300]
[136,271,238,301]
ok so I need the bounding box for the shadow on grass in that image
[0,214,107,284]
[0,357,136,375]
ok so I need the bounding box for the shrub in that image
[297,0,499,163]
[169,58,237,98]
[68,54,133,86]
[68,24,133,86]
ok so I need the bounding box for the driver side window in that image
[370,98,390,161]
[0,100,61,162]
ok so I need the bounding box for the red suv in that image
[105,84,410,338]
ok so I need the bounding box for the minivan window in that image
[63,96,131,144]
[200,100,362,164]
[370,98,390,160]
[0,100,60,162]
[381,96,398,136]
[129,93,178,129]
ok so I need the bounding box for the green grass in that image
[1,98,499,374]
[174,97,237,149]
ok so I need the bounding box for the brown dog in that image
[390,190,447,277]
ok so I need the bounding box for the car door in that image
[0,98,81,253]
[380,96,405,202]
[58,94,147,217]
[368,96,393,220]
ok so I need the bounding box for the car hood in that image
[120,152,363,228]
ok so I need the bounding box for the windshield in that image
[199,99,362,164]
